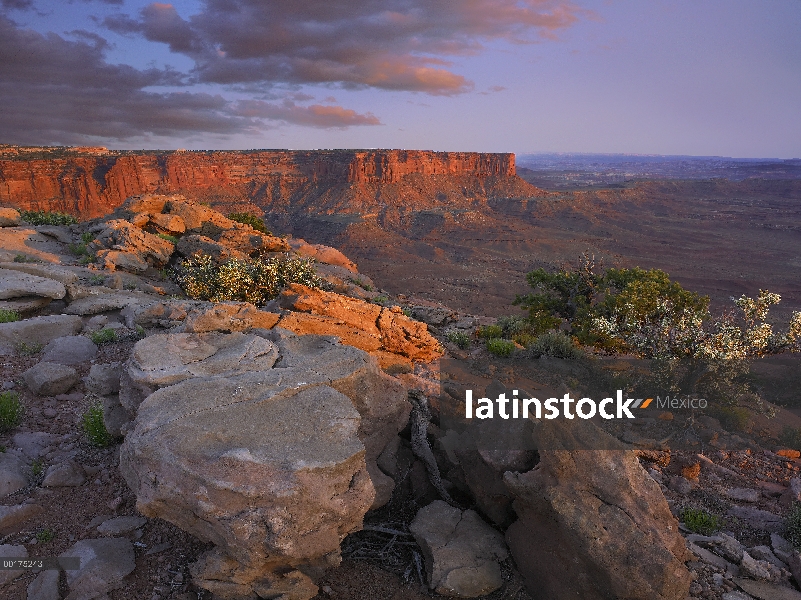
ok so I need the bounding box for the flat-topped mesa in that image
[0,149,534,220]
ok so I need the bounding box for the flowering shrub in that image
[173,253,323,305]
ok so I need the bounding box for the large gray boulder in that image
[0,314,83,352]
[40,336,98,365]
[0,451,28,497]
[410,500,508,598]
[0,262,79,285]
[120,331,409,600]
[0,268,65,300]
[22,362,79,396]
[504,419,692,600]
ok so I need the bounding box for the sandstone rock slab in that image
[27,569,60,600]
[43,460,86,487]
[181,302,280,333]
[65,291,152,315]
[0,268,65,300]
[0,315,84,352]
[0,452,28,497]
[0,503,43,535]
[0,262,79,285]
[87,363,121,396]
[734,578,801,600]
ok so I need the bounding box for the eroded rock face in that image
[279,284,442,363]
[120,330,409,600]
[504,419,692,600]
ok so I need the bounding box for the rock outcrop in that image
[120,330,409,600]
[504,419,692,600]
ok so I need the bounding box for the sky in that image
[1,0,799,157]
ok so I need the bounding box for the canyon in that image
[0,148,539,220]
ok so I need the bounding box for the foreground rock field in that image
[0,197,799,600]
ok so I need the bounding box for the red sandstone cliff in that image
[0,149,542,219]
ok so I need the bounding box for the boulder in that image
[0,544,28,586]
[97,516,147,535]
[42,460,86,487]
[27,569,60,600]
[150,212,186,234]
[0,452,28,497]
[727,506,783,533]
[0,315,84,351]
[0,268,66,300]
[12,432,57,460]
[289,240,357,272]
[91,219,174,270]
[181,302,280,333]
[87,362,121,396]
[0,208,20,227]
[733,578,801,600]
[504,419,692,600]
[780,477,801,508]
[22,362,79,396]
[120,331,409,600]
[95,249,149,273]
[167,198,239,233]
[410,500,508,597]
[61,537,136,599]
[40,336,98,365]
[0,296,51,314]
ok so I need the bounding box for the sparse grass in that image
[680,507,721,535]
[13,254,40,263]
[0,391,23,432]
[157,233,179,244]
[20,210,77,226]
[227,212,271,234]
[16,341,43,356]
[486,338,515,357]
[445,330,471,349]
[709,405,750,432]
[78,254,94,265]
[31,459,44,477]
[0,308,19,323]
[68,242,89,256]
[527,330,583,359]
[173,253,324,305]
[786,504,801,550]
[88,274,105,286]
[351,278,373,292]
[89,328,117,345]
[779,427,801,451]
[83,402,112,447]
[35,529,55,543]
[402,307,412,318]
[80,232,94,244]
[478,324,504,339]
[372,295,389,305]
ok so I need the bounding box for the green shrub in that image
[68,243,89,256]
[227,212,271,235]
[527,331,582,359]
[89,328,117,345]
[35,529,55,543]
[0,309,19,323]
[486,338,515,357]
[20,210,78,226]
[0,391,23,432]
[157,233,179,244]
[372,295,389,305]
[351,278,373,292]
[16,341,42,356]
[780,427,801,451]
[83,402,112,447]
[173,253,323,305]
[31,459,44,477]
[445,330,471,349]
[80,232,94,244]
[13,254,40,263]
[479,325,504,339]
[708,405,750,432]
[786,504,801,549]
[88,274,105,286]
[78,254,94,265]
[680,508,721,535]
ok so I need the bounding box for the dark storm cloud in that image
[105,0,582,94]
[1,0,33,10]
[0,16,381,144]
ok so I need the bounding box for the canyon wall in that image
[0,149,537,220]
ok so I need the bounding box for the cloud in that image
[104,0,583,95]
[234,100,381,128]
[1,0,33,10]
[0,16,255,143]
